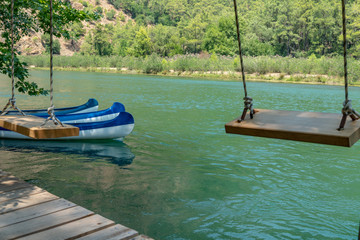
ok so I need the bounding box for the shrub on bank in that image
[19,54,360,83]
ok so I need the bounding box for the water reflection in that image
[0,139,135,166]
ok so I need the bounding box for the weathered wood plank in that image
[76,224,138,240]
[225,109,360,147]
[0,171,149,240]
[0,205,93,239]
[0,175,30,193]
[0,186,44,203]
[17,214,115,240]
[0,191,58,215]
[0,198,75,228]
[0,115,79,139]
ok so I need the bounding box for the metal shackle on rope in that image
[243,96,254,114]
[42,0,64,127]
[1,98,25,116]
[237,96,255,123]
[0,0,25,116]
[341,100,360,118]
[42,105,64,127]
[338,0,359,130]
[233,0,255,122]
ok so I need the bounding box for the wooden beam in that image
[0,175,30,193]
[0,170,150,239]
[0,186,44,203]
[0,191,58,214]
[225,109,360,147]
[76,224,138,240]
[17,214,115,240]
[0,115,79,139]
[0,198,75,228]
[0,206,93,239]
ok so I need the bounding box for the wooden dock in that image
[0,170,152,240]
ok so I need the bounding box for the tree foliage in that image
[0,0,95,95]
[94,0,360,58]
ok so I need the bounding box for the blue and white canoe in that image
[0,102,134,140]
[6,98,99,115]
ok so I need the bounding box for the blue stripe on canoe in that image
[6,98,99,115]
[36,102,125,120]
[0,111,134,132]
[32,98,100,116]
[71,112,134,130]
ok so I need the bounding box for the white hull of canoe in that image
[61,112,120,124]
[67,106,99,115]
[0,123,134,140]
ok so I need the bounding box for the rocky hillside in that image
[18,0,131,56]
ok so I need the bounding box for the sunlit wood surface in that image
[0,115,79,139]
[225,109,360,147]
[0,170,152,240]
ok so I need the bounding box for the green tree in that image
[202,16,238,56]
[347,0,360,58]
[41,34,61,54]
[150,24,183,56]
[129,27,153,57]
[0,0,94,95]
[81,24,113,56]
[309,0,341,56]
[271,1,301,56]
[182,15,206,53]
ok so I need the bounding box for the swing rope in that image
[1,0,25,116]
[42,0,64,127]
[233,0,254,122]
[338,0,360,130]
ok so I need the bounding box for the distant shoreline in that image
[29,65,352,86]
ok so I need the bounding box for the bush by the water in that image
[20,54,360,83]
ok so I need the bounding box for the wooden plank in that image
[0,205,93,239]
[0,198,75,228]
[76,224,138,240]
[225,109,360,147]
[0,115,79,139]
[0,191,58,214]
[0,185,44,203]
[0,171,148,240]
[0,175,31,193]
[17,214,115,240]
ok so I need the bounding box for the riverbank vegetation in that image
[31,0,360,85]
[0,0,94,95]
[73,0,360,59]
[20,54,360,85]
[3,0,360,94]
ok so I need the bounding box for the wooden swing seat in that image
[225,109,360,147]
[0,115,79,139]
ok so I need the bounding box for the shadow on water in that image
[0,139,135,167]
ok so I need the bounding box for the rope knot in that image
[237,96,255,122]
[42,105,64,127]
[9,98,16,106]
[47,105,55,116]
[1,98,25,116]
[243,96,253,111]
[46,105,59,125]
[342,100,352,115]
[341,99,360,119]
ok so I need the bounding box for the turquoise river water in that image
[0,70,360,239]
